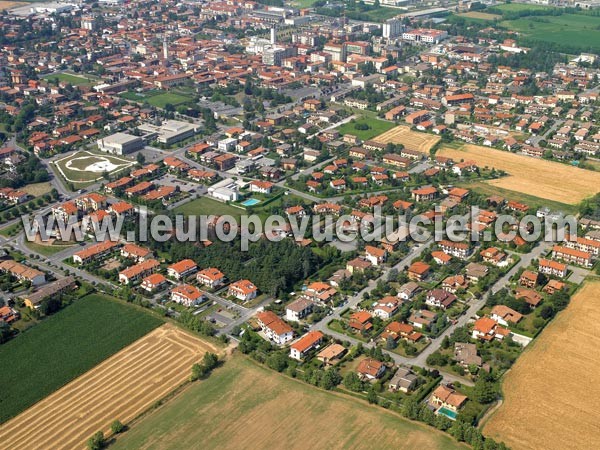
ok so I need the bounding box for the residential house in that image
[453,343,482,368]
[256,310,294,345]
[397,281,420,301]
[349,311,373,332]
[373,296,401,319]
[439,240,471,259]
[490,304,523,326]
[289,331,323,360]
[286,297,314,322]
[357,358,386,380]
[73,240,120,264]
[407,261,431,281]
[426,289,457,310]
[538,258,567,278]
[228,279,258,302]
[472,317,510,341]
[118,259,159,285]
[317,344,347,366]
[519,270,539,288]
[388,367,418,393]
[365,245,387,266]
[170,284,205,306]
[120,243,153,262]
[409,309,437,329]
[20,277,76,309]
[196,267,226,288]
[167,259,197,280]
[140,273,167,293]
[552,245,593,268]
[0,260,46,286]
[431,385,467,413]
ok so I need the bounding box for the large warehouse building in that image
[97,132,144,155]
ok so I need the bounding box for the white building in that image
[97,132,144,155]
[208,178,240,202]
[383,19,403,39]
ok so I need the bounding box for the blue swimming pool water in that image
[242,198,261,206]
[437,406,458,420]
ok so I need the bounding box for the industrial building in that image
[97,132,144,155]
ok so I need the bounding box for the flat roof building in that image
[97,132,144,155]
[138,120,198,146]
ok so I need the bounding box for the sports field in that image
[0,324,215,450]
[438,144,600,205]
[42,72,96,86]
[484,281,600,450]
[112,355,466,450]
[0,294,163,424]
[53,150,133,183]
[374,125,440,153]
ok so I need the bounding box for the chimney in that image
[270,27,276,45]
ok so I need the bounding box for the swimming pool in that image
[437,406,458,420]
[241,198,261,207]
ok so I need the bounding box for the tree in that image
[266,352,288,372]
[343,372,363,392]
[136,152,146,165]
[0,322,11,344]
[426,352,448,366]
[87,431,105,450]
[366,387,377,404]
[202,352,219,370]
[110,420,125,434]
[473,378,498,404]
[320,367,342,390]
[190,362,208,380]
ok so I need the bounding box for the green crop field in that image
[337,116,396,140]
[112,355,466,450]
[500,14,600,50]
[492,3,554,12]
[0,294,163,424]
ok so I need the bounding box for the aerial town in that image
[0,0,599,449]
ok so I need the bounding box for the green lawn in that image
[0,294,163,424]
[337,115,395,140]
[174,196,245,219]
[53,150,133,184]
[500,14,600,51]
[0,221,22,237]
[112,355,466,450]
[42,72,96,86]
[24,240,76,257]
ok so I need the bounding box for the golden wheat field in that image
[112,355,467,450]
[374,125,440,153]
[484,281,600,450]
[0,324,217,450]
[438,144,600,204]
